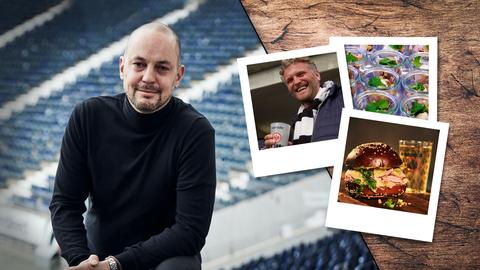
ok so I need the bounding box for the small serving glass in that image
[370,50,409,76]
[409,52,429,71]
[408,45,429,54]
[348,66,360,96]
[354,90,399,115]
[400,95,429,119]
[345,46,368,71]
[361,67,401,101]
[401,70,429,98]
[381,44,411,55]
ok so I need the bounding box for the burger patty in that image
[344,168,408,198]
[345,181,406,199]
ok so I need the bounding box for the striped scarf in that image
[291,81,335,145]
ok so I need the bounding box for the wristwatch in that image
[106,256,119,270]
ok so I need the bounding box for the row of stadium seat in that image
[230,231,378,270]
[0,0,260,107]
[0,0,185,106]
[0,0,62,34]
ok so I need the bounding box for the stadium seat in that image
[230,231,378,270]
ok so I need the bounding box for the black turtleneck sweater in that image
[49,93,216,270]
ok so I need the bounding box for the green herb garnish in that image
[366,178,376,192]
[368,76,387,88]
[412,55,422,68]
[384,198,396,209]
[389,45,403,51]
[410,101,428,116]
[352,179,364,195]
[365,99,390,113]
[410,82,426,91]
[358,169,372,179]
[346,52,359,63]
[379,57,398,67]
[355,185,365,196]
[358,169,377,191]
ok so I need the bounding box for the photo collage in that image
[1,1,476,269]
[237,37,448,242]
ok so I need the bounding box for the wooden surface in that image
[241,1,480,269]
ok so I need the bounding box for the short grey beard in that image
[127,95,169,114]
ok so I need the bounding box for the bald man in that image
[50,22,216,270]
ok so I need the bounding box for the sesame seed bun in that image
[345,142,403,169]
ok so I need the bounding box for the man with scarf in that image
[264,57,344,147]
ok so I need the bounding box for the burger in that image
[344,142,408,199]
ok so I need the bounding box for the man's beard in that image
[129,91,165,113]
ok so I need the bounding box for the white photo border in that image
[237,46,344,177]
[325,108,449,242]
[330,37,438,122]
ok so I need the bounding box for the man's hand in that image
[263,133,291,149]
[263,133,276,149]
[65,255,110,270]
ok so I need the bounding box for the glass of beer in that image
[398,140,433,193]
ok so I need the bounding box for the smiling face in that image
[119,26,184,113]
[282,62,321,107]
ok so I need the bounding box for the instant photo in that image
[326,109,448,242]
[237,46,348,177]
[331,37,437,122]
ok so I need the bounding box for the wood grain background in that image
[240,1,480,269]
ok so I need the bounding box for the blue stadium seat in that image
[0,0,62,35]
[231,231,378,270]
[0,0,186,106]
